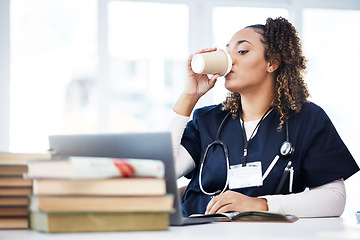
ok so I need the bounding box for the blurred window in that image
[107,1,189,132]
[10,0,97,152]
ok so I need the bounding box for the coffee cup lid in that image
[191,54,205,74]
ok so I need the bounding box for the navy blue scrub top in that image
[180,102,359,216]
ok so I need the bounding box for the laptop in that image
[48,132,218,225]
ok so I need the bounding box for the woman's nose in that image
[228,51,236,65]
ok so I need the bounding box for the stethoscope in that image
[198,109,295,196]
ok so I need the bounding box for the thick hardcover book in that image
[30,211,169,232]
[26,157,165,179]
[189,211,298,223]
[32,178,166,196]
[29,195,174,212]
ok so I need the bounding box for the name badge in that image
[229,161,263,189]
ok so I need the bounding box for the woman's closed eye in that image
[238,50,249,55]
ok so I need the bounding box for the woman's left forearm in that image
[259,179,346,217]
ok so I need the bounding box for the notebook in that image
[48,132,218,225]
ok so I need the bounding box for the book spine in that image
[32,178,166,196]
[30,212,169,232]
[27,157,165,179]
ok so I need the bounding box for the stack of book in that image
[25,157,174,233]
[0,152,51,229]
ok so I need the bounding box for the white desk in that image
[1,217,359,240]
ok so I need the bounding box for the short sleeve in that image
[301,108,359,188]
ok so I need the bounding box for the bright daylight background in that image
[1,0,359,219]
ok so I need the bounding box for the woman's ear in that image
[267,58,280,73]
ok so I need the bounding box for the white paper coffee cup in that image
[191,49,232,76]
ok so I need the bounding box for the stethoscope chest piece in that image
[280,120,294,157]
[280,140,294,156]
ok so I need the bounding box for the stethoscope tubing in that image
[199,145,230,196]
[198,112,232,196]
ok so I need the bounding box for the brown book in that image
[0,217,28,229]
[32,178,166,196]
[0,152,51,165]
[29,195,173,212]
[30,211,169,232]
[0,165,28,176]
[0,178,32,187]
[0,188,32,196]
[0,197,29,206]
[0,207,28,216]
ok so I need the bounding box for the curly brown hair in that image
[222,17,309,131]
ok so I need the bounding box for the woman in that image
[168,17,359,217]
